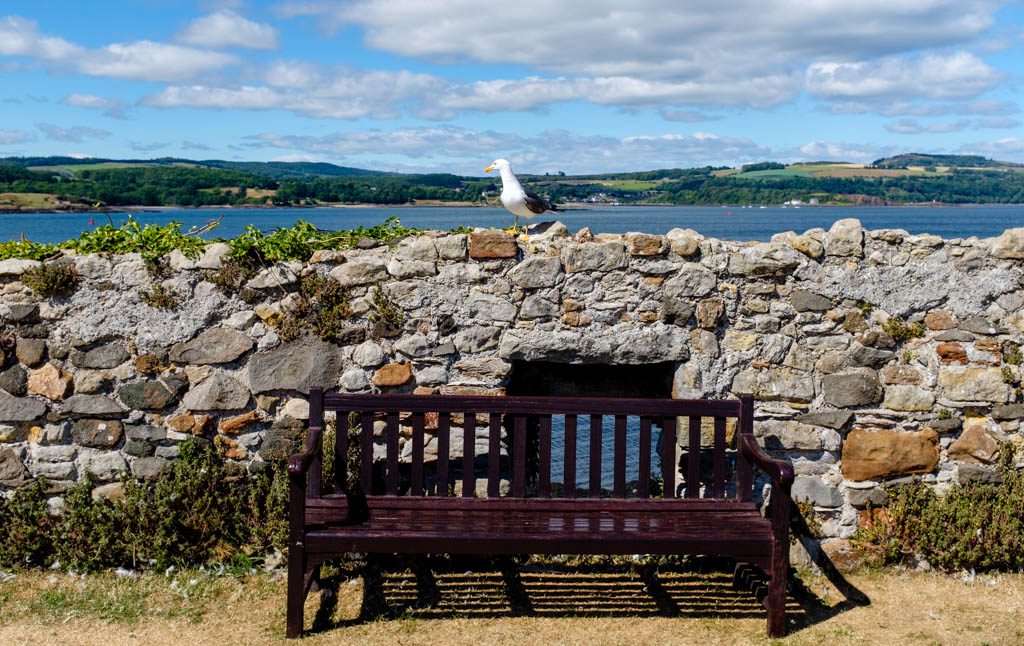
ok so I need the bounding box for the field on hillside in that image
[27,161,200,175]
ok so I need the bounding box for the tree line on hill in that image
[3,157,1024,207]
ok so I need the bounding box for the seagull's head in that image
[484,159,510,173]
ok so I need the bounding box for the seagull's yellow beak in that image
[484,165,495,172]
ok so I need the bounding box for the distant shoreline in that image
[5,201,1024,215]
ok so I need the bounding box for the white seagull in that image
[484,159,559,234]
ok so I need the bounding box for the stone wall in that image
[2,218,1024,547]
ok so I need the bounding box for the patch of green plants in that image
[937,408,953,420]
[204,257,257,293]
[64,218,206,263]
[21,262,79,297]
[228,216,418,263]
[369,284,404,338]
[448,224,474,234]
[1004,341,1022,366]
[854,444,1024,571]
[856,300,874,315]
[274,274,354,342]
[140,284,179,310]
[0,238,58,261]
[881,316,925,342]
[0,439,289,572]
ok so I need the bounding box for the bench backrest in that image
[306,390,755,503]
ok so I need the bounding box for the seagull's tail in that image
[548,201,562,212]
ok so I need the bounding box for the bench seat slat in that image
[304,507,772,557]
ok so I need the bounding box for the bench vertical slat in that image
[589,414,602,498]
[308,388,323,498]
[712,416,726,498]
[638,416,652,499]
[360,412,374,493]
[411,412,425,496]
[462,413,476,497]
[662,416,676,498]
[613,414,627,498]
[736,394,754,502]
[564,414,577,499]
[513,414,527,497]
[334,410,349,493]
[487,413,501,497]
[687,415,701,499]
[538,415,552,498]
[385,411,400,496]
[437,412,451,497]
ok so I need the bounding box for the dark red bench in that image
[287,390,793,637]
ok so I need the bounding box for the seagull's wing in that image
[523,188,558,214]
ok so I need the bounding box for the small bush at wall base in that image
[21,262,79,297]
[0,439,289,572]
[855,445,1024,571]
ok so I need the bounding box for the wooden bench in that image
[286,390,794,638]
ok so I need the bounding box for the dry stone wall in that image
[2,218,1024,545]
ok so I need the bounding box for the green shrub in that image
[855,445,1024,571]
[0,480,56,568]
[0,439,289,572]
[21,262,79,297]
[65,218,206,263]
[228,216,417,263]
[369,284,404,338]
[881,316,925,342]
[140,284,179,310]
[0,238,58,261]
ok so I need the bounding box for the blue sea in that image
[4,204,1024,243]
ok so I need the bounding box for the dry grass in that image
[0,192,57,209]
[1,564,1022,645]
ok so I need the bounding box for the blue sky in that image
[1,0,1023,175]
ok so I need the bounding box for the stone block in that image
[841,428,939,481]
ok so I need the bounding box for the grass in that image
[1,567,1022,645]
[723,163,954,180]
[0,192,58,209]
[27,162,200,175]
[596,180,663,191]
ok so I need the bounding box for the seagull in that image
[484,159,560,234]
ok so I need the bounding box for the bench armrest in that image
[287,425,323,476]
[738,434,794,490]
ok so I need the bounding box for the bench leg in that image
[286,540,307,638]
[360,556,387,618]
[766,550,787,637]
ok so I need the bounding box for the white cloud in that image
[263,1,1016,115]
[0,129,33,145]
[178,10,278,50]
[0,15,238,83]
[283,1,1000,75]
[0,16,83,61]
[659,109,718,123]
[182,140,215,151]
[958,138,1024,160]
[806,52,1001,101]
[36,122,112,143]
[142,69,446,119]
[78,41,237,83]
[60,93,128,119]
[130,141,170,152]
[244,126,773,173]
[796,141,900,163]
[885,118,971,134]
[978,117,1021,129]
